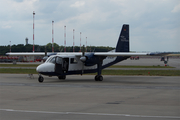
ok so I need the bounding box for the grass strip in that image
[0,68,179,76]
[0,68,37,74]
[0,64,39,67]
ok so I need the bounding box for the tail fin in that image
[115,24,129,52]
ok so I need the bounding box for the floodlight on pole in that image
[86,37,87,52]
[64,26,66,52]
[52,21,54,52]
[10,41,11,53]
[73,29,75,52]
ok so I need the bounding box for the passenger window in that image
[70,58,77,64]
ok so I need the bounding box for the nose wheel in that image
[38,75,44,83]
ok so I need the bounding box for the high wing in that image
[6,51,177,57]
[6,52,46,56]
[57,52,82,56]
[6,52,80,56]
[94,52,174,57]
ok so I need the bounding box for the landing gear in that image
[58,75,66,80]
[95,75,103,81]
[38,75,44,83]
[95,61,103,81]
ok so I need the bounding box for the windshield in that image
[45,56,63,64]
[45,56,56,63]
[45,56,53,63]
[49,57,56,64]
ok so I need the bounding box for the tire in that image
[99,76,103,81]
[94,75,103,81]
[38,76,44,83]
[95,75,99,81]
[58,76,62,79]
[58,75,66,80]
[62,75,66,79]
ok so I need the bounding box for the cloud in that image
[0,0,179,51]
[1,25,12,29]
[171,2,180,13]
[70,1,85,8]
[0,0,38,22]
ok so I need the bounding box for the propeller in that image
[45,45,47,56]
[80,45,86,74]
[80,45,86,62]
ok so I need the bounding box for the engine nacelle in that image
[80,56,87,62]
[83,53,106,66]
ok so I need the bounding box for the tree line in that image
[0,43,115,56]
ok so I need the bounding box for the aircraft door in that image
[62,58,69,73]
[55,57,63,74]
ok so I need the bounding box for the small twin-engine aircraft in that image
[36,24,171,83]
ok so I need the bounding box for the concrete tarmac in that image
[0,74,180,120]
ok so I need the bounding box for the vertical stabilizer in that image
[115,24,129,52]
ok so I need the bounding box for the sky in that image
[0,0,180,52]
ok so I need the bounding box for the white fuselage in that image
[36,54,117,75]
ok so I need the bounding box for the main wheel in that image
[99,75,103,81]
[95,75,99,81]
[95,75,103,81]
[58,75,66,80]
[58,76,62,79]
[62,75,66,79]
[38,76,44,83]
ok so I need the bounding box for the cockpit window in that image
[49,57,56,64]
[45,57,52,63]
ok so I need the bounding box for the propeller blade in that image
[82,45,85,56]
[80,45,87,62]
[45,46,47,56]
[82,63,84,74]
[81,45,85,74]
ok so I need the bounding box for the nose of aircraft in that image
[36,65,41,73]
[36,63,55,74]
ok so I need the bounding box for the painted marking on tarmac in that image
[0,82,180,90]
[0,109,179,119]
